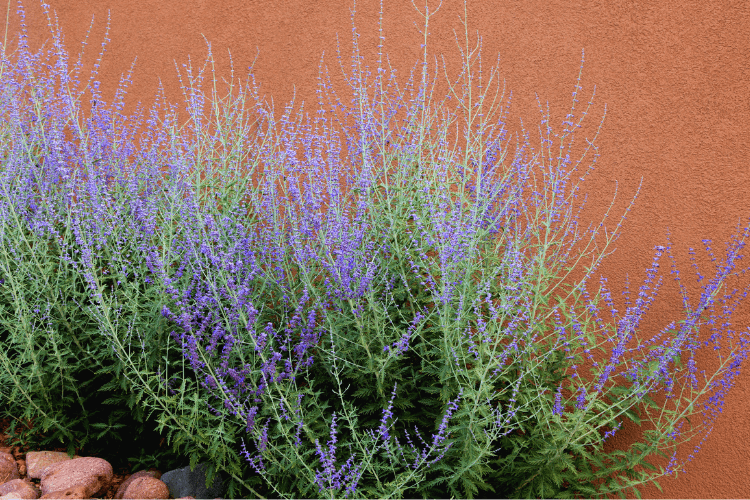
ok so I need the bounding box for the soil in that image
[0,413,172,499]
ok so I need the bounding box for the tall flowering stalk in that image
[0,0,748,498]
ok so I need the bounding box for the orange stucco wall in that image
[5,0,750,497]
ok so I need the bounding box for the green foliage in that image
[0,156,209,473]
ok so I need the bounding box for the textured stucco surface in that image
[4,0,750,497]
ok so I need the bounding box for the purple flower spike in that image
[378,383,399,441]
[553,384,564,416]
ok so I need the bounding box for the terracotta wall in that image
[5,0,749,497]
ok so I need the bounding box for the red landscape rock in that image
[0,417,221,500]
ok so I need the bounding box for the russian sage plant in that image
[0,0,233,474]
[1,0,749,499]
